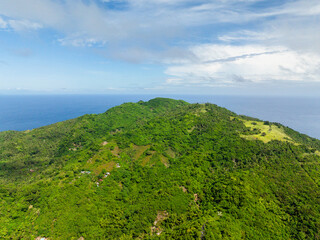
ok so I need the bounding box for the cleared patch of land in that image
[133,145,150,160]
[111,145,120,156]
[238,118,294,143]
[141,152,155,166]
[93,162,115,175]
[166,148,176,158]
[160,155,169,167]
[301,150,320,159]
[187,126,195,133]
[194,104,207,116]
[84,145,117,175]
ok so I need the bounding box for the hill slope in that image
[1,98,320,239]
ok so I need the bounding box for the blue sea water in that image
[0,95,319,140]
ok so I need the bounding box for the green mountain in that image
[1,98,320,239]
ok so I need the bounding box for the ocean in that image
[0,95,319,140]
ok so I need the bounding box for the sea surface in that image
[0,95,319,140]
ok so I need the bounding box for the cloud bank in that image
[165,45,320,87]
[0,0,319,87]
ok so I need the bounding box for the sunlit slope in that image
[1,98,320,239]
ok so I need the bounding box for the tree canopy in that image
[1,98,320,239]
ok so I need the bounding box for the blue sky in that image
[0,0,320,96]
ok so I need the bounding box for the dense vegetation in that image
[1,98,320,239]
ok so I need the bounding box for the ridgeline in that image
[1,98,320,239]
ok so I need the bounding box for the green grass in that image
[133,145,150,160]
[239,119,295,143]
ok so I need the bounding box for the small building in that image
[103,172,111,178]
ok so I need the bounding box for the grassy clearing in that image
[141,154,153,166]
[83,143,118,175]
[239,119,294,143]
[200,106,207,113]
[194,104,207,116]
[111,145,120,156]
[301,150,320,159]
[160,155,169,168]
[133,145,150,160]
[93,162,115,175]
[187,126,195,133]
[166,148,176,158]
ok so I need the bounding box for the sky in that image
[0,0,320,96]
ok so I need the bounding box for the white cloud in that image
[165,44,320,86]
[0,0,65,27]
[218,30,276,43]
[0,0,292,46]
[0,0,317,52]
[8,19,42,31]
[0,0,320,88]
[0,17,7,28]
[58,36,102,48]
[217,0,320,56]
[0,16,42,31]
[274,0,320,17]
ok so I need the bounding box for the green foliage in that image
[1,98,320,239]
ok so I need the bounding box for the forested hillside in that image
[1,98,320,239]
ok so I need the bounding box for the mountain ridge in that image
[1,98,320,239]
